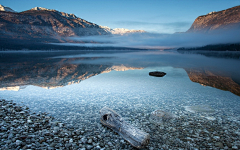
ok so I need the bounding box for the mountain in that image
[0,5,146,40]
[0,5,147,49]
[0,6,110,43]
[0,4,15,12]
[100,26,145,35]
[187,5,240,33]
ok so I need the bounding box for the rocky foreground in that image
[1,99,240,150]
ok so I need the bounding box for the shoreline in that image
[1,99,240,149]
[0,99,108,150]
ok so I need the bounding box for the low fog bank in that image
[67,29,240,49]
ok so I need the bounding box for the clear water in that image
[0,50,240,128]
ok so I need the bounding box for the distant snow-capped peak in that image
[112,28,145,34]
[100,26,145,35]
[0,4,16,12]
[31,7,54,11]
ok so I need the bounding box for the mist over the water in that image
[67,29,240,49]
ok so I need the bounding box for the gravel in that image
[1,98,240,149]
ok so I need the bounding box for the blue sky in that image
[1,0,240,33]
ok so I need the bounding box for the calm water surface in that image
[0,50,240,128]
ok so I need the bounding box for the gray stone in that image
[81,137,87,144]
[97,135,102,139]
[55,143,63,147]
[215,142,223,148]
[232,145,238,150]
[50,142,57,147]
[99,142,105,147]
[16,140,22,146]
[86,145,94,150]
[69,138,73,143]
[227,142,232,148]
[58,123,64,127]
[88,139,93,144]
[47,147,54,150]
[65,143,72,148]
[53,127,59,131]
[213,136,220,140]
[149,147,154,150]
[6,140,12,144]
[94,145,101,150]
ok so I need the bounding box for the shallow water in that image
[0,50,240,128]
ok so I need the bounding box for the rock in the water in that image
[215,142,224,148]
[149,71,166,77]
[16,140,22,146]
[86,145,93,150]
[149,110,175,125]
[184,105,215,113]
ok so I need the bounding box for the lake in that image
[0,49,240,149]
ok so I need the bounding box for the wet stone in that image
[15,140,22,146]
[65,143,71,148]
[6,140,12,144]
[81,137,87,144]
[48,147,54,150]
[149,110,175,125]
[1,98,240,150]
[215,142,223,148]
[232,145,239,150]
[86,145,94,149]
[88,138,93,144]
[50,142,57,147]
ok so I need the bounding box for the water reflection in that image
[1,50,240,149]
[185,68,240,96]
[0,50,240,97]
[0,86,27,91]
[0,55,143,90]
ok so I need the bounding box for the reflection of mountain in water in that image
[185,68,240,96]
[0,57,143,90]
[101,65,144,73]
[0,86,27,91]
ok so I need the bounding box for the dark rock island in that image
[149,71,166,77]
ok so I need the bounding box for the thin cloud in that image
[67,29,240,49]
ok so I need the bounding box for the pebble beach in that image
[1,99,240,150]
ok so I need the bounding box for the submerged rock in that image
[149,110,175,125]
[149,71,166,77]
[184,105,215,113]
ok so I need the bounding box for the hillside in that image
[178,6,240,51]
[0,6,109,43]
[187,5,240,33]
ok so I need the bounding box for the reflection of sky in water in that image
[62,50,240,77]
[1,65,240,128]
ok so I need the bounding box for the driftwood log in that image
[149,71,166,77]
[100,107,150,149]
